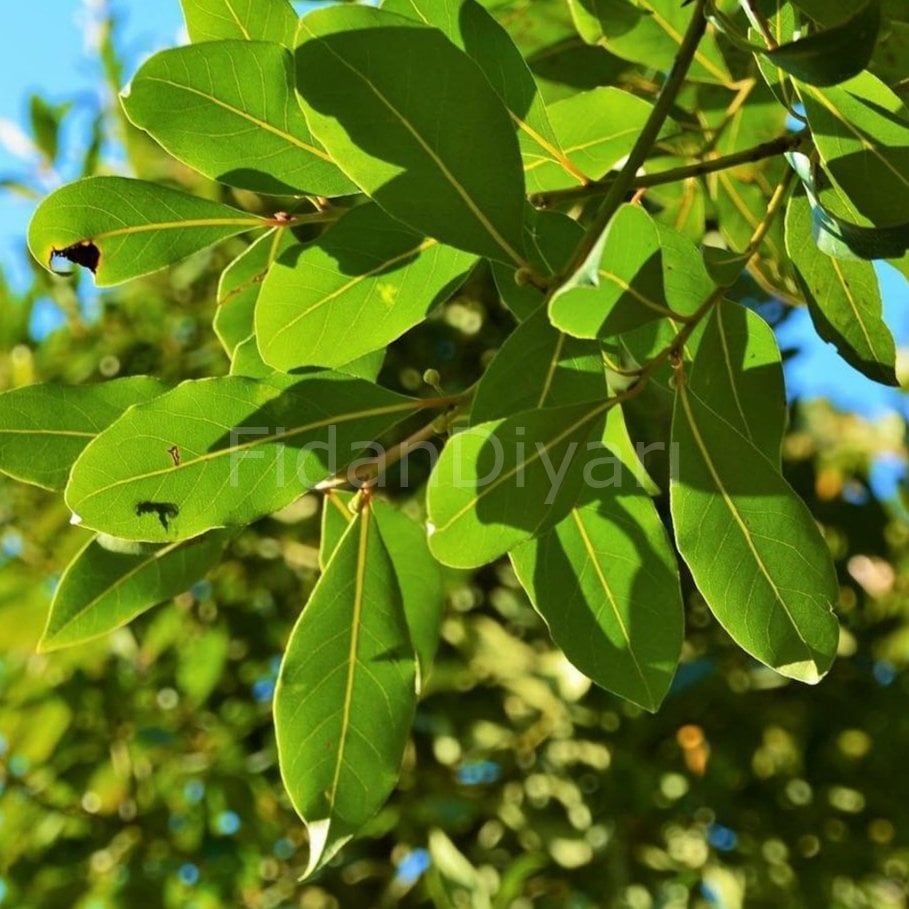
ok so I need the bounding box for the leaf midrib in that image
[138,74,334,163]
[677,378,815,663]
[299,21,525,267]
[72,398,419,506]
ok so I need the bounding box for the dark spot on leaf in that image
[167,445,181,467]
[135,501,180,531]
[49,240,101,275]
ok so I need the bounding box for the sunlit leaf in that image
[65,373,420,542]
[123,41,354,196]
[256,203,473,370]
[0,377,166,491]
[29,177,266,285]
[180,0,298,46]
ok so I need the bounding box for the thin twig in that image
[531,133,803,208]
[554,0,711,284]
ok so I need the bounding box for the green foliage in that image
[4,0,909,901]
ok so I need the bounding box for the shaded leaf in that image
[275,504,416,878]
[491,208,583,322]
[321,492,444,691]
[798,70,909,228]
[427,401,611,568]
[550,204,712,340]
[763,0,881,86]
[572,0,731,83]
[383,0,580,193]
[39,530,230,652]
[215,229,297,359]
[295,6,527,264]
[786,191,897,384]
[670,330,839,683]
[512,492,682,711]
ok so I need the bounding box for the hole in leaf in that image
[49,240,101,275]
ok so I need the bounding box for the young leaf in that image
[383,0,580,193]
[29,177,266,285]
[180,0,298,47]
[549,204,713,340]
[798,71,909,228]
[295,6,527,265]
[0,377,166,491]
[39,530,230,652]
[763,0,881,87]
[256,203,474,371]
[122,41,354,197]
[427,401,611,568]
[320,493,444,691]
[511,492,683,712]
[670,354,839,684]
[275,504,416,878]
[786,192,897,385]
[215,229,297,359]
[65,373,420,543]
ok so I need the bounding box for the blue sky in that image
[1,1,907,495]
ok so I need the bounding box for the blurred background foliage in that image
[2,3,909,908]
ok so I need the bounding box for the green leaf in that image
[786,191,897,384]
[763,0,881,86]
[786,150,909,260]
[373,500,445,691]
[29,177,266,286]
[689,300,787,464]
[383,0,580,193]
[427,401,611,568]
[295,6,527,265]
[122,41,354,197]
[0,377,166,491]
[491,209,583,323]
[798,71,909,228]
[39,530,230,652]
[573,0,731,84]
[29,95,69,165]
[275,504,416,878]
[229,336,273,378]
[320,493,445,691]
[256,203,474,371]
[512,492,682,711]
[527,87,660,192]
[670,338,839,684]
[472,305,608,424]
[215,229,296,359]
[65,373,420,543]
[180,0,298,47]
[549,204,713,340]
